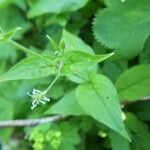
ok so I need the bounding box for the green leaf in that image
[104,0,121,7]
[28,0,89,18]
[62,29,93,54]
[0,0,12,9]
[0,56,56,83]
[47,35,61,53]
[115,64,150,101]
[109,131,130,150]
[48,83,65,99]
[93,0,150,59]
[130,101,150,121]
[76,74,130,140]
[62,51,114,83]
[61,29,97,83]
[59,122,81,150]
[140,36,150,64]
[0,6,31,39]
[45,90,85,116]
[45,14,69,27]
[125,113,150,150]
[102,61,128,82]
[0,83,15,141]
[0,27,21,43]
[63,63,96,84]
[0,42,17,62]
[0,99,13,120]
[64,51,114,64]
[13,0,27,11]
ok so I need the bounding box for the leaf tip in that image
[46,35,50,39]
[110,52,115,56]
[46,35,53,42]
[16,26,22,31]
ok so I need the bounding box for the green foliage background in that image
[0,0,150,150]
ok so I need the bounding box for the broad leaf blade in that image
[0,56,55,83]
[116,64,150,101]
[62,51,114,83]
[64,51,114,64]
[61,30,96,83]
[125,113,150,149]
[0,0,12,9]
[110,131,130,150]
[28,0,89,18]
[45,90,85,116]
[93,0,150,59]
[62,50,114,75]
[76,74,130,140]
[0,6,31,39]
[62,29,93,54]
[59,123,81,150]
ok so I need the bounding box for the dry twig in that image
[0,115,64,128]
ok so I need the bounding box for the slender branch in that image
[0,115,64,128]
[44,60,63,93]
[44,71,60,93]
[9,40,54,67]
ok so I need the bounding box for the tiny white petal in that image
[43,96,50,102]
[28,88,50,109]
[27,92,32,97]
[39,100,46,104]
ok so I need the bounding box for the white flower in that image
[27,89,50,110]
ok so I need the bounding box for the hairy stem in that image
[9,40,54,66]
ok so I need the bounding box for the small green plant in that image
[0,0,150,150]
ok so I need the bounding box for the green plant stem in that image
[9,40,54,66]
[44,60,63,94]
[44,71,60,93]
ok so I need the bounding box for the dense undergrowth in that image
[0,0,150,150]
